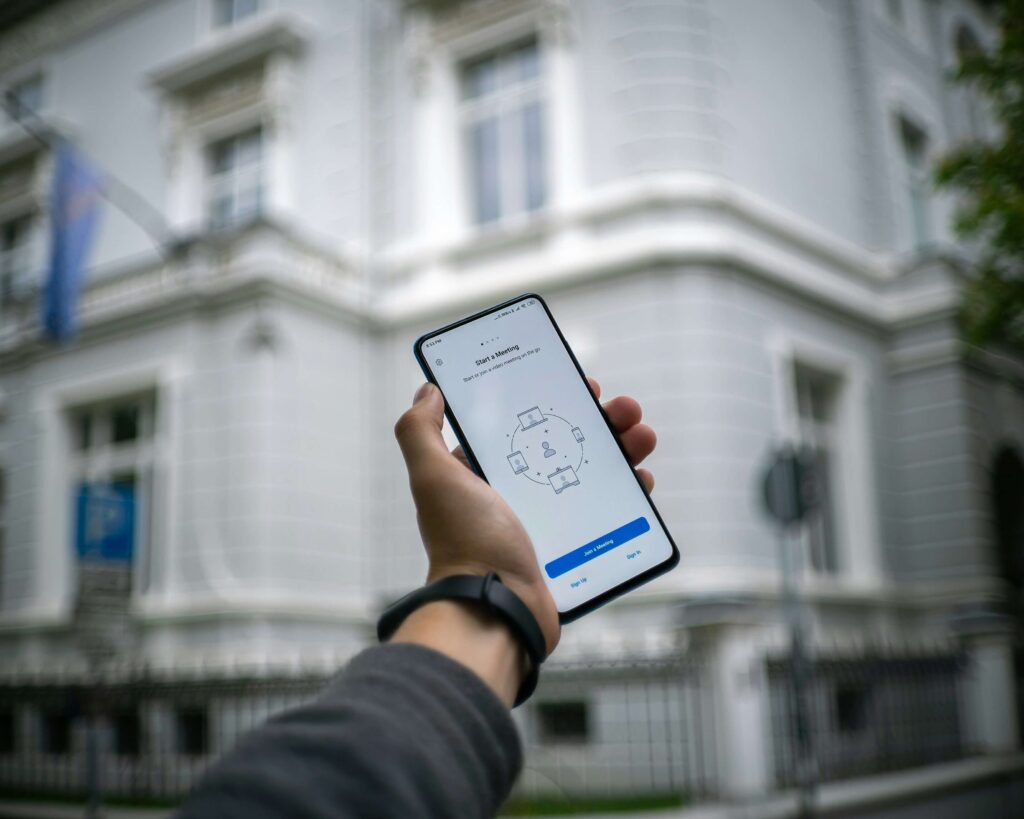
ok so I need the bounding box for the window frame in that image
[458,36,548,227]
[896,114,932,251]
[204,124,266,231]
[31,365,177,619]
[879,77,943,255]
[409,4,583,248]
[212,0,261,29]
[794,363,843,575]
[769,332,882,585]
[0,211,36,306]
[68,392,157,587]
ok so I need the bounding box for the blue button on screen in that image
[545,517,651,579]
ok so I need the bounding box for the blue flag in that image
[41,141,103,341]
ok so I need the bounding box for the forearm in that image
[390,599,528,707]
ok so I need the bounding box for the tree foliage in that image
[935,0,1024,349]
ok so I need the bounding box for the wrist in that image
[390,599,527,707]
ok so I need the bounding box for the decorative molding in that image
[426,0,545,47]
[380,173,967,327]
[0,174,980,363]
[0,217,365,365]
[540,0,576,48]
[887,338,963,376]
[182,65,267,127]
[148,12,307,97]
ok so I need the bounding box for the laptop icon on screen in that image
[517,407,545,431]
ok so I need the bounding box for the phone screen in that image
[417,295,678,620]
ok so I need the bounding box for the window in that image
[213,0,259,28]
[897,116,931,250]
[794,363,842,574]
[113,709,141,757]
[536,701,589,744]
[176,708,208,756]
[460,38,546,225]
[40,709,71,755]
[0,213,33,305]
[111,403,140,444]
[206,126,264,229]
[70,394,155,572]
[4,74,44,120]
[0,709,14,754]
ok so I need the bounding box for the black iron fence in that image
[767,651,966,788]
[0,647,970,807]
[513,655,718,806]
[0,676,326,802]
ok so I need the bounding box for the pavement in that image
[2,754,1022,819]
[0,803,171,819]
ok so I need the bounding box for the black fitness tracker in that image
[377,572,546,707]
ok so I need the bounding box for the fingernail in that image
[414,382,435,403]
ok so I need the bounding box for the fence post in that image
[960,626,1019,754]
[706,624,773,798]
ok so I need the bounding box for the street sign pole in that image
[764,447,817,819]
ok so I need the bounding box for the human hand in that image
[393,377,657,660]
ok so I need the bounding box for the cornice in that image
[148,12,308,97]
[0,175,977,366]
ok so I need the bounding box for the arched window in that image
[895,113,931,250]
[954,24,984,139]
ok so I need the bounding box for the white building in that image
[0,0,1020,808]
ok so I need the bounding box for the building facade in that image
[0,0,1020,807]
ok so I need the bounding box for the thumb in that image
[394,383,450,476]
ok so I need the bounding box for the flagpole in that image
[0,92,178,256]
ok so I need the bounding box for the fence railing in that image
[0,647,971,807]
[767,652,966,788]
[513,655,718,805]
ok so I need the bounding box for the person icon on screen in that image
[542,441,556,459]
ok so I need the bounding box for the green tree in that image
[935,0,1024,348]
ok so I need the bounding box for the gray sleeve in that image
[175,643,523,819]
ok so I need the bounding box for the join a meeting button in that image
[545,517,651,579]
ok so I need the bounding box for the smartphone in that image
[415,293,679,622]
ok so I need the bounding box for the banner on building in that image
[74,483,135,563]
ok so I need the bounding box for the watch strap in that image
[377,572,545,707]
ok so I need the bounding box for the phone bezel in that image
[413,292,680,623]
